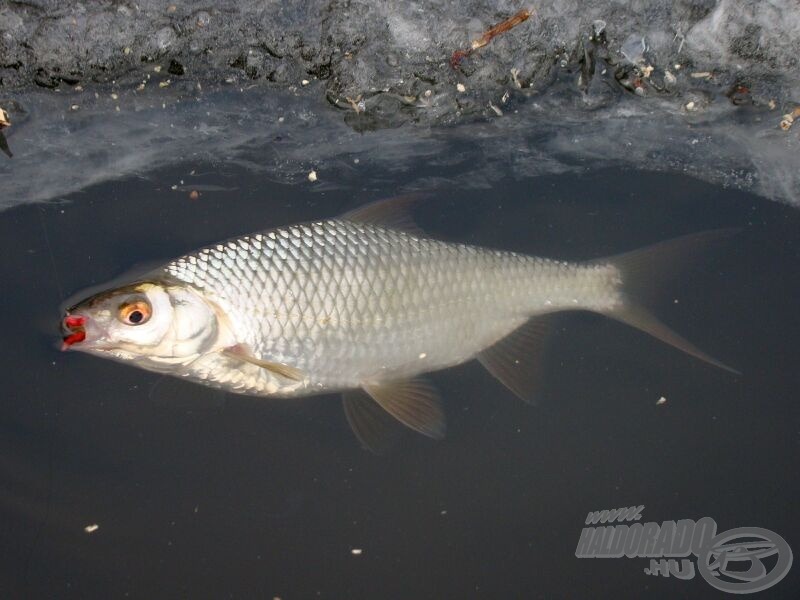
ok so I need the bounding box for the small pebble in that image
[307,170,318,182]
[656,397,667,406]
[84,524,100,533]
[456,83,466,93]
[351,548,363,555]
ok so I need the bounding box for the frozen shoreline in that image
[1,1,798,207]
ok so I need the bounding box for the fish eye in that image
[118,299,152,326]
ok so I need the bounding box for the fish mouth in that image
[61,314,87,350]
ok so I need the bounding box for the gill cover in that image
[63,281,219,363]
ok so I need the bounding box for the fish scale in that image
[162,218,621,395]
[63,200,736,446]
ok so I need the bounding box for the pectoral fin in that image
[361,377,446,439]
[222,344,304,381]
[342,391,404,454]
[477,315,557,405]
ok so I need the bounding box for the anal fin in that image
[361,377,446,439]
[477,315,557,405]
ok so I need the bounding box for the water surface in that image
[1,165,798,598]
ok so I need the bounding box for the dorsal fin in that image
[341,194,430,235]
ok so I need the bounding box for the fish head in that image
[61,280,220,367]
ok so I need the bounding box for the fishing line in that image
[24,206,64,590]
[37,204,65,299]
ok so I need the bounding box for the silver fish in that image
[62,197,736,450]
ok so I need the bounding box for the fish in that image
[61,197,738,451]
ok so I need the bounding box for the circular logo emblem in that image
[698,527,793,594]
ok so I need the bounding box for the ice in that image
[0,0,798,208]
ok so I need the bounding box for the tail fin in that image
[593,229,741,375]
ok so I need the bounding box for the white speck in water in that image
[456,83,466,93]
[418,352,427,359]
[307,170,318,182]
[351,548,363,555]
[657,396,667,406]
[84,524,99,534]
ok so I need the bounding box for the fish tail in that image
[593,229,740,374]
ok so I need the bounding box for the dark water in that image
[1,166,798,598]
